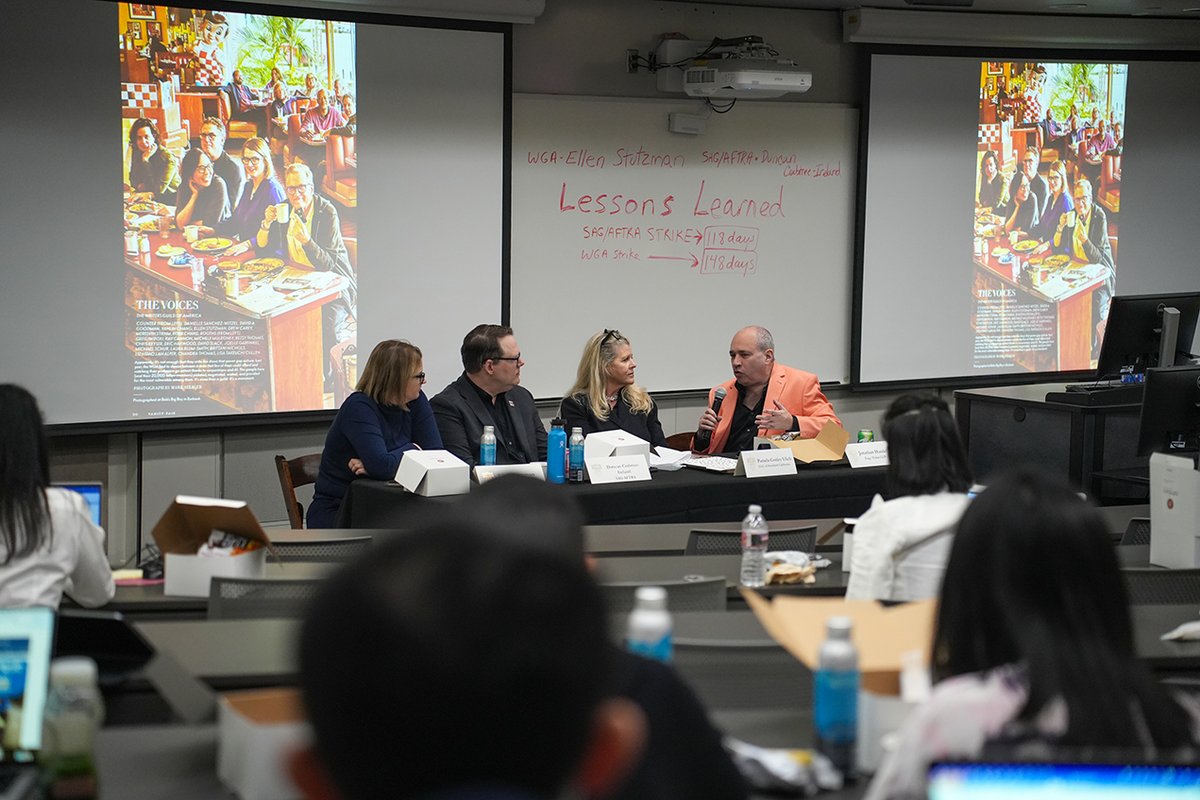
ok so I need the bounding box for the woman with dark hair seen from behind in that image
[864,469,1200,800]
[0,385,114,608]
[845,394,972,601]
[306,340,442,528]
[976,150,1004,211]
[127,117,180,204]
[560,329,667,448]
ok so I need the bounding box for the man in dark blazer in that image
[431,324,547,467]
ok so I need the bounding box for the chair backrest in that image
[272,536,370,563]
[685,526,817,556]
[207,577,323,620]
[1120,517,1151,546]
[274,453,322,529]
[1122,568,1200,605]
[664,431,694,451]
[600,578,726,614]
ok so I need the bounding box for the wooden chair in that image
[274,453,322,528]
[599,577,726,614]
[665,431,694,451]
[685,526,817,556]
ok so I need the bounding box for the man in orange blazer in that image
[695,325,841,455]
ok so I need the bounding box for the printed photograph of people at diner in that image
[971,61,1125,375]
[120,5,359,417]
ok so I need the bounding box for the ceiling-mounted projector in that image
[682,59,812,98]
[655,37,811,99]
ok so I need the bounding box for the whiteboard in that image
[511,95,858,399]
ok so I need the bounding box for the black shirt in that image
[723,384,766,455]
[466,379,528,464]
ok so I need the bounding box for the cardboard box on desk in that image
[754,420,850,464]
[395,449,470,497]
[218,688,308,800]
[742,592,935,774]
[583,430,651,464]
[151,495,273,598]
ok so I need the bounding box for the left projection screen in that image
[0,1,505,425]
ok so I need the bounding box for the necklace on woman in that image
[606,390,619,409]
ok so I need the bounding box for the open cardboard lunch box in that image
[151,495,275,598]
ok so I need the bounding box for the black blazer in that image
[430,372,547,467]
[559,392,667,449]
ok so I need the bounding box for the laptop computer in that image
[0,607,56,800]
[51,482,102,528]
[929,760,1200,799]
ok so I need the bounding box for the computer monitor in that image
[1136,366,1200,457]
[51,482,102,527]
[0,607,55,758]
[929,761,1200,799]
[1096,292,1200,379]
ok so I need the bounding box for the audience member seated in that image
[293,72,320,100]
[0,385,114,608]
[266,82,296,141]
[1053,177,1114,354]
[219,136,283,244]
[976,149,1004,211]
[695,325,842,455]
[454,475,751,800]
[560,329,667,448]
[262,67,288,99]
[225,69,263,123]
[127,117,180,204]
[863,470,1200,800]
[998,147,1047,218]
[306,340,441,529]
[179,116,244,215]
[174,151,230,233]
[329,94,355,138]
[1032,160,1073,243]
[431,324,548,468]
[290,523,645,800]
[1003,172,1040,237]
[845,394,972,602]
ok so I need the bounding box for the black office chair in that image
[1119,517,1151,546]
[1122,568,1200,605]
[599,578,727,614]
[270,536,371,563]
[685,526,817,556]
[206,577,324,620]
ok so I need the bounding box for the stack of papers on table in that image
[648,446,691,470]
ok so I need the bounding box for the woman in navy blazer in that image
[307,340,442,528]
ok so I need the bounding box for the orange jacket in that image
[697,364,841,454]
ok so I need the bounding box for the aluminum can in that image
[857,429,874,443]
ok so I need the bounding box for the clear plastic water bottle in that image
[625,586,673,663]
[814,616,859,776]
[479,425,496,466]
[568,427,585,483]
[547,418,567,484]
[740,504,769,587]
[40,657,104,800]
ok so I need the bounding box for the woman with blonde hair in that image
[307,340,442,528]
[1033,159,1074,243]
[559,330,666,447]
[221,136,284,244]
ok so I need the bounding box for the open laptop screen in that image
[51,483,102,528]
[0,607,55,758]
[929,762,1200,799]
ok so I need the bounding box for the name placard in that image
[845,441,889,469]
[585,455,652,485]
[734,449,798,478]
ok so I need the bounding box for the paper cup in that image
[1066,210,1077,228]
[275,202,290,225]
[184,224,199,243]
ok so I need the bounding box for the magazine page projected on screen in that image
[120,5,357,418]
[971,61,1126,375]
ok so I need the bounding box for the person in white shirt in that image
[845,394,973,602]
[0,385,115,609]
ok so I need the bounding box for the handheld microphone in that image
[693,387,727,451]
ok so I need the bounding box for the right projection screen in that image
[857,54,1200,385]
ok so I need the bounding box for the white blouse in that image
[0,488,115,608]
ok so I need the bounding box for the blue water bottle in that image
[547,418,567,484]
[814,616,859,776]
[479,425,496,466]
